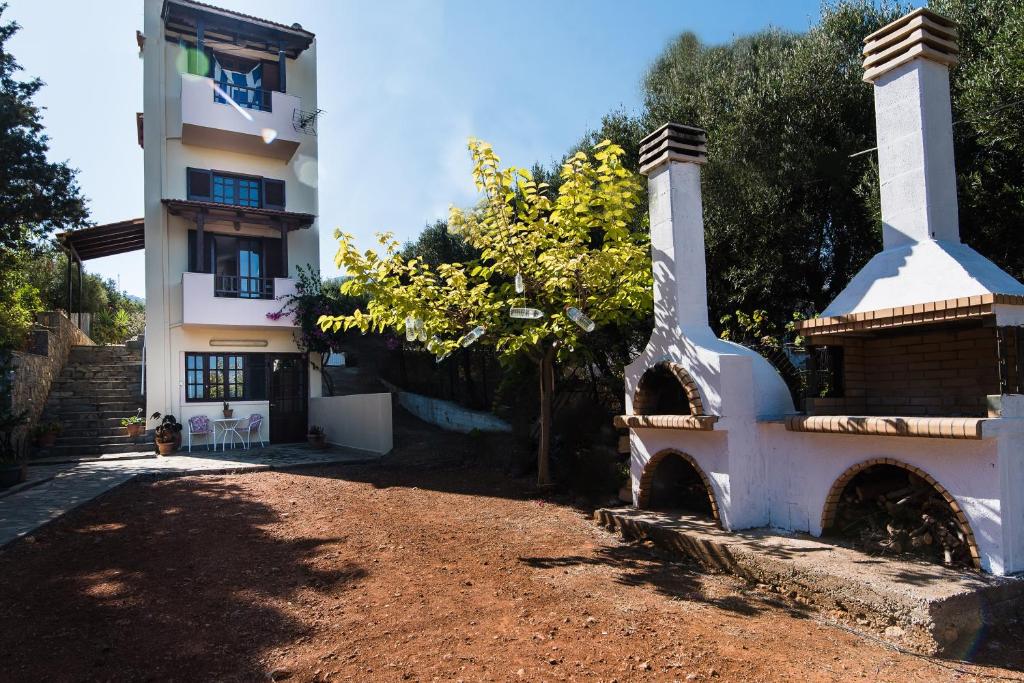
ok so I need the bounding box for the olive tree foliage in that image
[320,140,652,485]
[574,0,1024,333]
[933,0,1024,280]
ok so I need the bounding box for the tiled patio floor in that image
[0,444,382,547]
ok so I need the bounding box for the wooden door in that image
[268,353,307,443]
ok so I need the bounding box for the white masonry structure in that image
[618,8,1024,575]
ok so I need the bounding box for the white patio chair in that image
[243,413,265,449]
[186,415,214,453]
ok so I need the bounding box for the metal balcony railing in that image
[214,275,275,300]
[213,82,273,113]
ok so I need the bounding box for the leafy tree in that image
[270,265,366,397]
[320,140,651,486]
[0,3,88,257]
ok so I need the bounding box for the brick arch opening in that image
[637,449,720,525]
[821,458,981,569]
[633,361,705,416]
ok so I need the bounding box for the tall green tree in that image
[321,140,651,486]
[0,3,89,349]
[0,3,88,256]
[399,219,480,267]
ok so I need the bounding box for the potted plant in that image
[222,401,233,419]
[31,421,62,448]
[151,412,183,456]
[121,408,146,438]
[308,425,327,449]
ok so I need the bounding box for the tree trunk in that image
[537,346,556,487]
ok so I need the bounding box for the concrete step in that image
[53,433,151,447]
[51,378,143,390]
[34,441,154,458]
[45,401,144,414]
[46,392,143,403]
[59,426,141,439]
[595,507,1024,656]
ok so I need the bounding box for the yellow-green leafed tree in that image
[320,139,652,486]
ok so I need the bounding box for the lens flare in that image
[175,46,210,77]
[261,128,278,144]
[207,79,253,122]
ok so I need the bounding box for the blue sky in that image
[8,0,829,297]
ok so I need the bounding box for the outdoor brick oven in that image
[618,8,1024,575]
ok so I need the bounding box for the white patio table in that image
[212,417,248,451]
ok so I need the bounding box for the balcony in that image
[182,272,297,328]
[180,74,302,161]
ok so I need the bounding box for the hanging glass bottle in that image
[509,306,543,319]
[565,307,595,332]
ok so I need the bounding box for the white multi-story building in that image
[139,0,321,443]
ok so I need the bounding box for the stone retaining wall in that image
[7,312,93,452]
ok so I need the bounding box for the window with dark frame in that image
[185,352,266,403]
[187,168,285,210]
[212,173,261,207]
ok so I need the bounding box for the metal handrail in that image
[214,275,275,300]
[213,81,273,113]
[140,326,146,397]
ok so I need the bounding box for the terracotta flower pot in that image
[223,409,234,419]
[173,432,182,450]
[156,441,176,456]
[308,434,327,449]
[125,424,145,438]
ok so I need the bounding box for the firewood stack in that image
[832,470,971,568]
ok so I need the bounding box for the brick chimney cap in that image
[862,8,959,83]
[638,123,707,176]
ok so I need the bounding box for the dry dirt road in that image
[0,422,1021,682]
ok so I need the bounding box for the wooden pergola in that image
[162,198,314,276]
[57,218,146,328]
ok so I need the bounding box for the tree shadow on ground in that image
[519,543,808,619]
[0,477,364,681]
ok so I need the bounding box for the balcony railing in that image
[213,82,273,113]
[214,275,275,300]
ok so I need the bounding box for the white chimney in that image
[638,124,711,332]
[863,8,960,248]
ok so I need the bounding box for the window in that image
[187,168,285,210]
[212,173,261,207]
[185,353,266,402]
[188,231,283,299]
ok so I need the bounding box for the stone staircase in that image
[33,345,151,459]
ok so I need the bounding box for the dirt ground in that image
[0,416,1022,682]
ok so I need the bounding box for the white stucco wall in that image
[630,420,1024,575]
[143,0,319,421]
[309,393,393,455]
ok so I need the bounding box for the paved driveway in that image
[0,444,381,547]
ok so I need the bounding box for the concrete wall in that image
[143,0,319,419]
[309,393,393,455]
[392,387,512,434]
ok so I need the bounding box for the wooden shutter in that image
[187,168,213,201]
[263,178,285,210]
[261,60,281,92]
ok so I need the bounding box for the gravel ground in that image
[0,416,1021,682]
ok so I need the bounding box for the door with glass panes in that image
[268,353,307,443]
